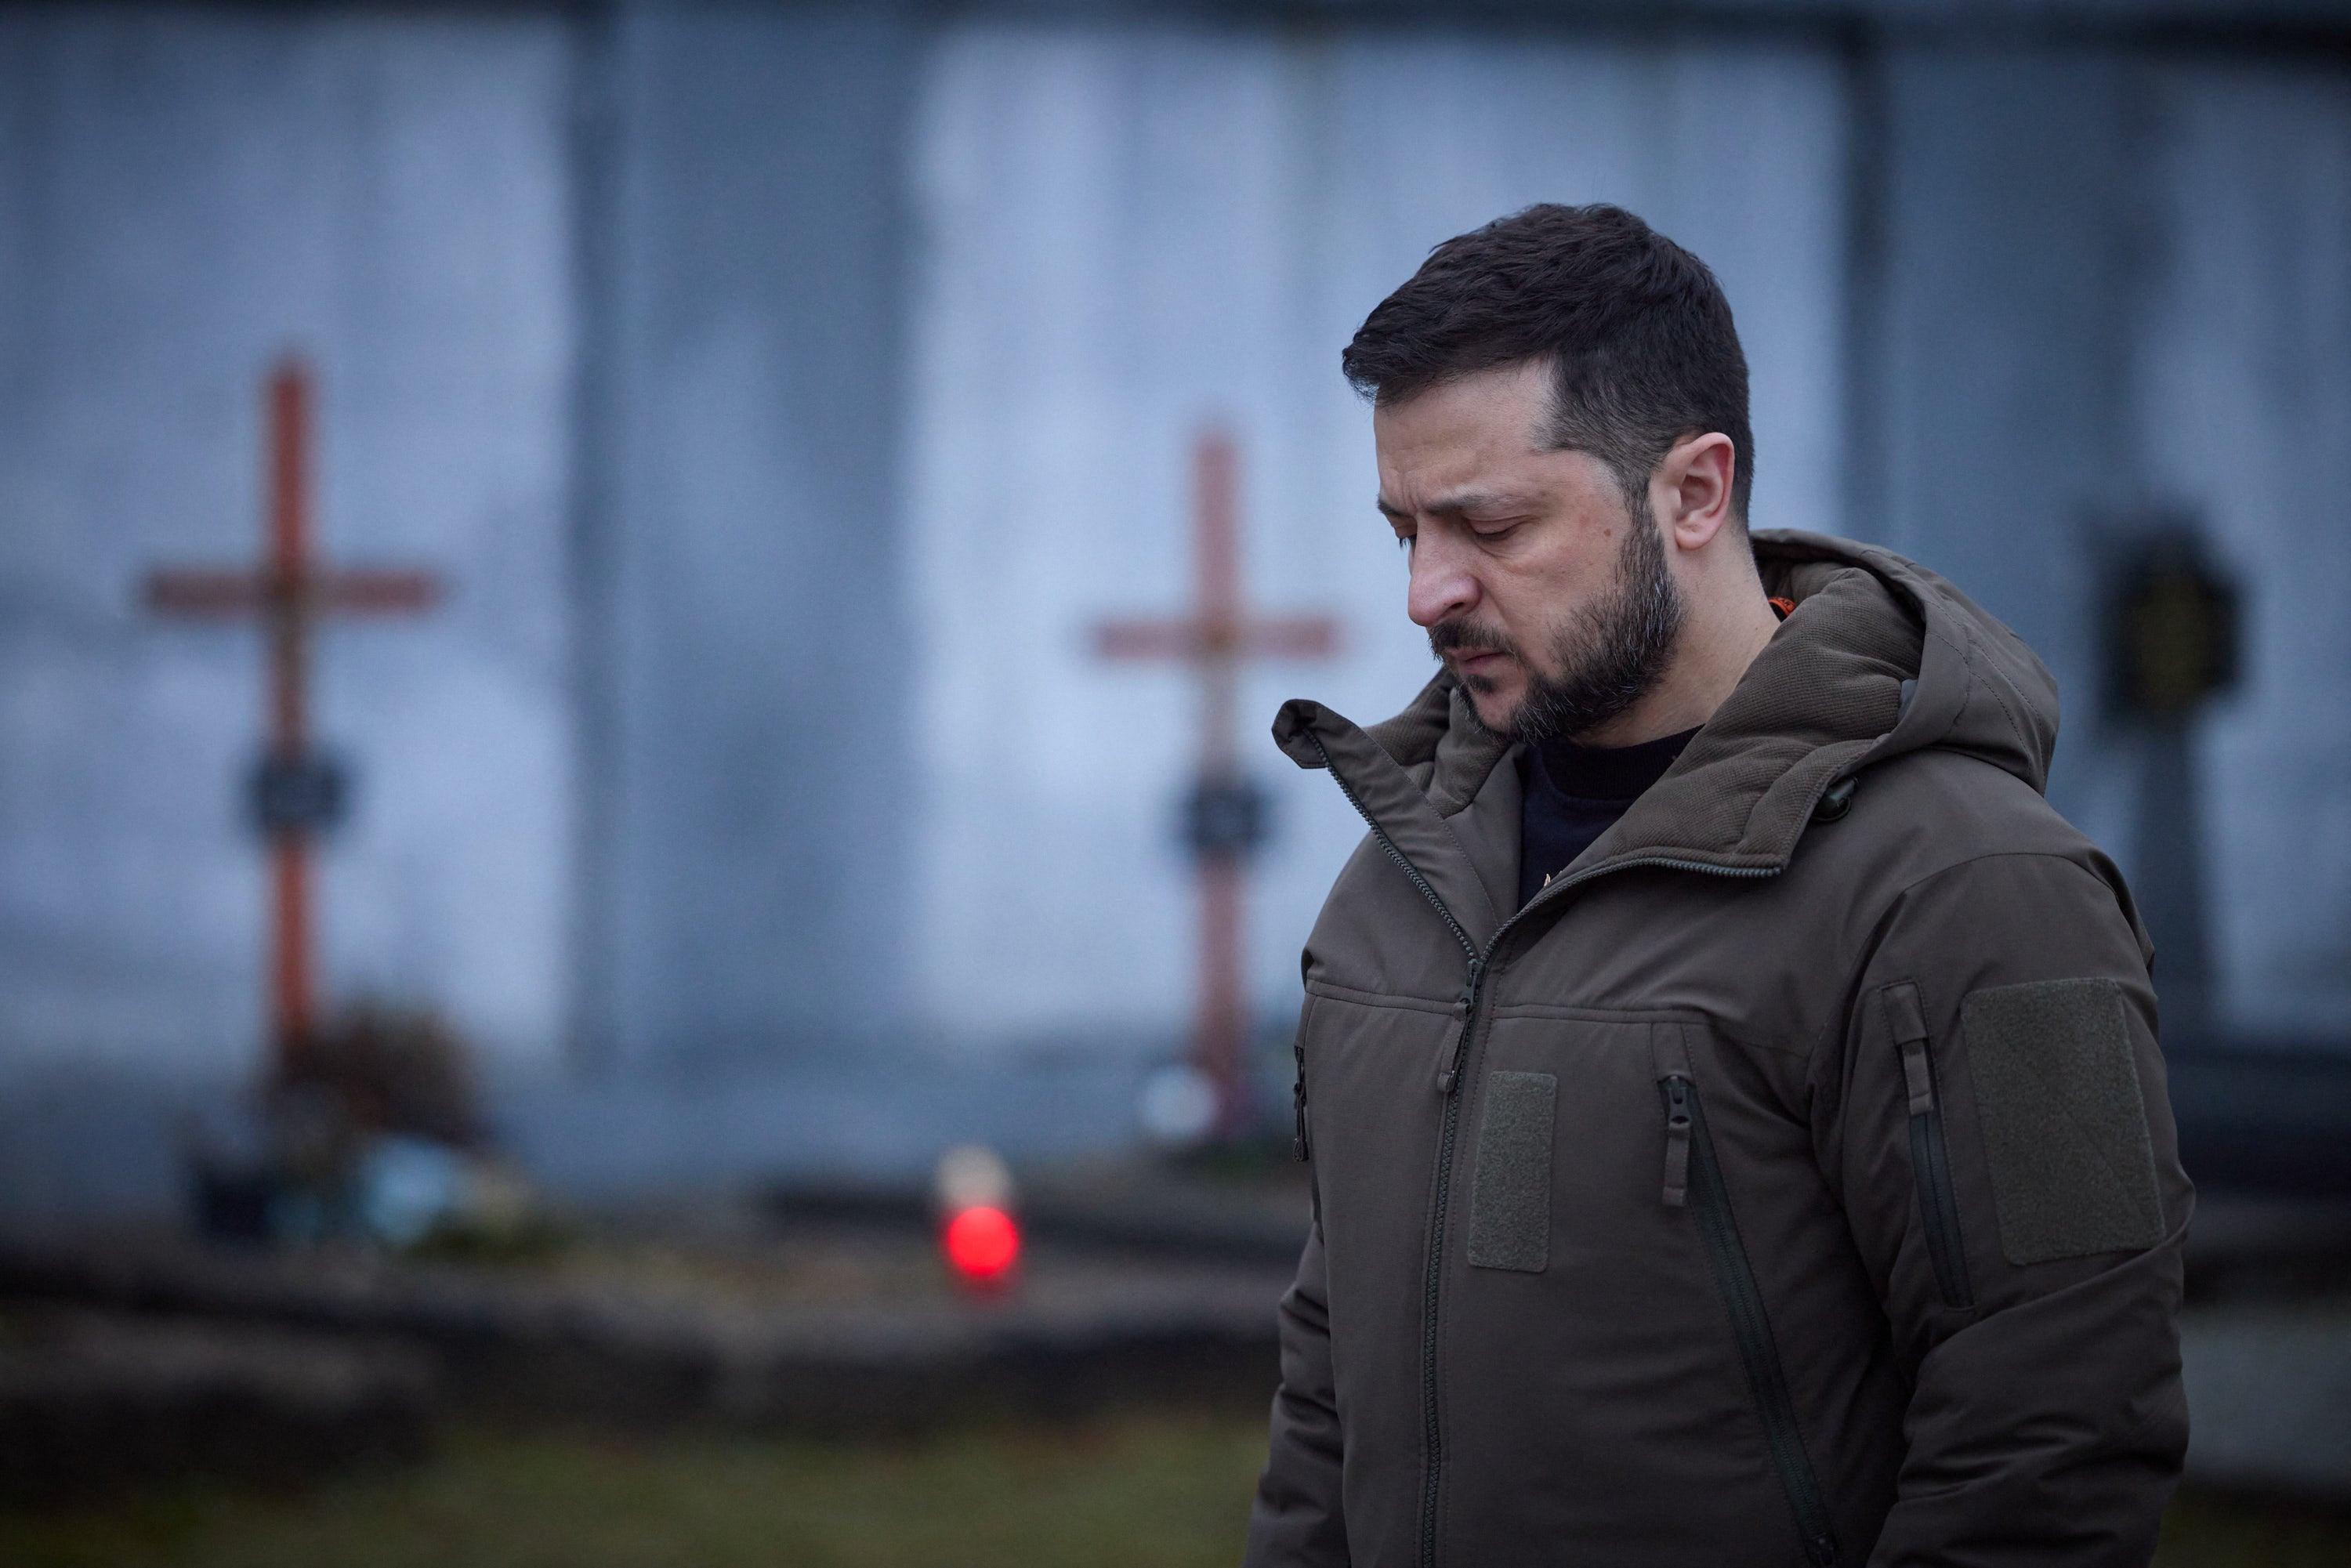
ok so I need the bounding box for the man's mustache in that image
[1428,618,1518,662]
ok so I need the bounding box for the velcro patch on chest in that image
[1468,1070,1556,1273]
[1961,977,2165,1266]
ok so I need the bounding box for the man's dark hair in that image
[1342,203,1754,523]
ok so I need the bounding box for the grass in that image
[2158,1490,2351,1568]
[0,1413,1265,1568]
[5,1411,2346,1568]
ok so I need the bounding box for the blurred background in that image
[2,0,2349,1563]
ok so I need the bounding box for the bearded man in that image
[1246,204,2190,1568]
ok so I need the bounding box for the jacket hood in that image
[1273,529,2059,880]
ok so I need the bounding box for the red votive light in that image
[944,1204,1020,1285]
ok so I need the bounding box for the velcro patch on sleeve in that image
[1467,1070,1556,1273]
[1962,977,2164,1265]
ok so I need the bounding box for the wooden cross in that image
[1094,429,1341,1132]
[145,359,442,1070]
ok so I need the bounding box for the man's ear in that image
[1656,433,1737,551]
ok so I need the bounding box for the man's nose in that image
[1407,531,1480,628]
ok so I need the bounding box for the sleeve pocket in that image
[1882,982,1973,1307]
[1962,977,2165,1266]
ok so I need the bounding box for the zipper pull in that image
[1291,1037,1311,1163]
[1661,1075,1693,1208]
[1886,982,1935,1116]
[1433,958,1484,1095]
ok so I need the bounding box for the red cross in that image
[1094,429,1341,1133]
[145,360,442,1071]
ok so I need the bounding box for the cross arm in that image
[143,568,442,618]
[1246,616,1342,659]
[1092,614,1342,663]
[317,570,441,614]
[145,570,265,616]
[1093,619,1197,661]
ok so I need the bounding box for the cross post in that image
[145,359,442,1072]
[1094,429,1341,1134]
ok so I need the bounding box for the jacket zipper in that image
[1291,1035,1312,1162]
[1302,734,1482,1568]
[1305,728,1781,1568]
[1664,1074,1841,1567]
[1885,982,1972,1308]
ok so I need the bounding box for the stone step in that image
[0,1308,434,1505]
[2183,1299,2351,1501]
[0,1233,1285,1436]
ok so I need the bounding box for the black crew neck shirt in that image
[1516,726,1701,908]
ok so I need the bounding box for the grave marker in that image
[145,359,443,1070]
[1094,430,1340,1132]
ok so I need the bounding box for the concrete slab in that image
[0,1226,1288,1438]
[2184,1299,2351,1501]
[0,1307,434,1504]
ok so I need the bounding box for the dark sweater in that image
[1516,726,1699,907]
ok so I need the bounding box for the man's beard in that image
[1429,505,1685,745]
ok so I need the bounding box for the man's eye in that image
[1395,534,1414,552]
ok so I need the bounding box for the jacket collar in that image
[1275,530,2057,893]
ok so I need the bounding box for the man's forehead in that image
[1371,361,1563,514]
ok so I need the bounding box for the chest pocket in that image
[1459,1011,1841,1568]
[1463,1012,1693,1276]
[1465,1070,1556,1272]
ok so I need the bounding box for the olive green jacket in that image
[1247,530,2191,1568]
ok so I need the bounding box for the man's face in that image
[1375,360,1683,743]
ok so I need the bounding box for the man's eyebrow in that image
[1377,487,1538,521]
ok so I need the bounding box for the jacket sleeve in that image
[1244,1217,1350,1567]
[1830,850,2192,1567]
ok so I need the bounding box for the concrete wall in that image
[2140,64,2351,1038]
[3,2,2347,1220]
[0,8,578,1081]
[579,4,919,1074]
[1868,45,2351,1042]
[1867,45,2151,887]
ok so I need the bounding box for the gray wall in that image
[1866,43,2351,1042]
[0,8,578,1080]
[581,5,919,1073]
[2139,63,2351,1039]
[4,0,2348,1222]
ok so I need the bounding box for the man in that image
[1247,205,2190,1567]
